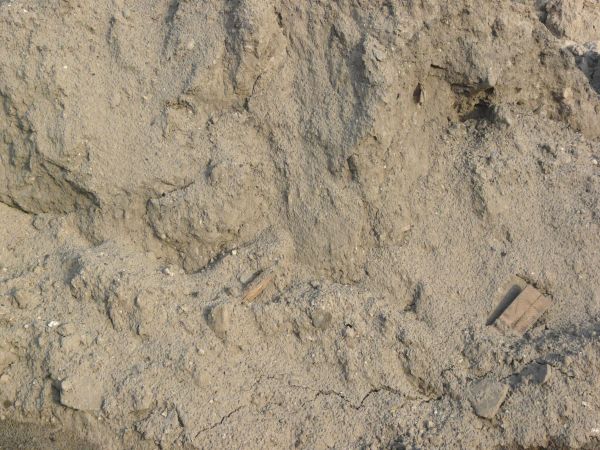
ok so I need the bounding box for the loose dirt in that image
[0,0,599,448]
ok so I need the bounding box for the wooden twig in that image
[241,269,274,304]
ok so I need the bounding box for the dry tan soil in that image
[1,0,600,448]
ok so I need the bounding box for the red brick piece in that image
[513,294,552,334]
[495,284,551,335]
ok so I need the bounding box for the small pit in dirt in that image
[454,87,496,122]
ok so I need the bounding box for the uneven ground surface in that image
[0,0,599,448]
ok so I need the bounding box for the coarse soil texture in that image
[0,0,600,448]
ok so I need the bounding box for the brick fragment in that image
[495,284,551,335]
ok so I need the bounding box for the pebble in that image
[310,308,332,330]
[132,386,154,411]
[343,325,356,338]
[47,320,61,328]
[469,379,509,419]
[564,355,574,367]
[58,323,77,337]
[592,159,598,166]
[32,216,46,230]
[110,92,121,108]
[60,375,104,411]
[239,270,256,285]
[11,288,38,310]
[0,350,17,373]
[209,303,232,337]
[531,363,552,385]
[373,47,386,62]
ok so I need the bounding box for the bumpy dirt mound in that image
[0,0,599,448]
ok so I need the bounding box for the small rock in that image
[11,288,38,310]
[564,355,574,367]
[484,66,499,88]
[61,334,88,352]
[310,308,332,331]
[373,47,386,62]
[60,374,104,412]
[592,158,598,166]
[47,320,61,328]
[400,224,413,233]
[522,362,552,385]
[132,386,154,411]
[32,216,46,230]
[0,351,17,374]
[469,379,509,419]
[238,270,255,285]
[57,323,77,337]
[413,83,425,105]
[535,364,552,384]
[490,105,513,127]
[110,92,121,108]
[209,303,232,337]
[343,325,356,338]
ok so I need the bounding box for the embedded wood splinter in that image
[241,269,275,304]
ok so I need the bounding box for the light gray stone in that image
[469,379,509,419]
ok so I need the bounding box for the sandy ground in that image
[0,0,599,448]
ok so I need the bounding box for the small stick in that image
[242,269,274,304]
